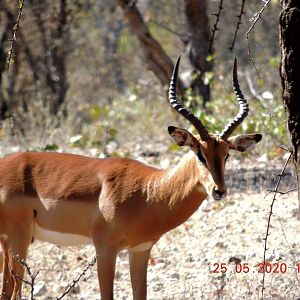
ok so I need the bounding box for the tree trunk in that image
[0,10,12,120]
[279,0,300,207]
[116,0,185,96]
[183,0,213,108]
[100,0,125,92]
[2,0,70,120]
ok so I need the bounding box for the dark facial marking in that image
[255,134,262,142]
[197,150,207,167]
[168,126,176,134]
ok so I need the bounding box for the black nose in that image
[213,187,226,199]
[215,189,224,198]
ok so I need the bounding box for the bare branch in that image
[264,111,286,123]
[56,256,96,300]
[229,0,246,51]
[11,255,41,300]
[208,0,224,53]
[149,20,185,41]
[6,0,25,70]
[266,188,297,195]
[262,152,292,298]
[245,0,272,79]
[116,0,185,97]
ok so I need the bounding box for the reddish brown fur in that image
[0,151,208,299]
[0,130,261,299]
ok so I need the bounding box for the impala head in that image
[168,56,262,200]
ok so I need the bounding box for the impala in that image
[0,56,261,300]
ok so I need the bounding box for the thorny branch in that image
[10,254,96,299]
[208,0,224,53]
[245,0,272,79]
[11,255,40,300]
[229,0,246,51]
[6,0,25,70]
[261,152,292,299]
[56,256,97,300]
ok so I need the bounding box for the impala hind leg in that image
[129,248,152,300]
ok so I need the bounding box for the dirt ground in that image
[0,148,299,299]
[1,190,297,300]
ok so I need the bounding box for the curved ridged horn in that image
[219,58,249,140]
[168,55,210,141]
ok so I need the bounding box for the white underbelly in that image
[33,223,93,246]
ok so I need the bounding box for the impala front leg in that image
[96,245,117,300]
[129,248,152,300]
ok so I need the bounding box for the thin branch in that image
[264,111,286,123]
[277,145,290,152]
[261,152,292,299]
[11,256,41,300]
[6,0,25,70]
[229,0,246,51]
[245,0,272,79]
[149,20,185,40]
[266,187,297,196]
[208,0,224,53]
[56,256,97,300]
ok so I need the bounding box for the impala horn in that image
[168,55,210,141]
[219,58,249,140]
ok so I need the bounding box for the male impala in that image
[0,56,261,300]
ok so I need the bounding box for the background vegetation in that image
[0,0,286,158]
[1,1,300,299]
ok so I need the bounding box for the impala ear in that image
[168,126,197,147]
[228,133,262,152]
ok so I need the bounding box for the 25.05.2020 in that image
[211,262,294,274]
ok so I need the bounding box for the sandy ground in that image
[1,190,297,300]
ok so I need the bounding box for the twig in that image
[245,0,272,79]
[264,111,286,123]
[6,0,25,70]
[229,0,246,51]
[56,256,97,300]
[261,152,292,299]
[149,20,185,40]
[265,187,297,198]
[208,0,224,53]
[266,188,296,195]
[11,256,40,300]
[277,145,290,152]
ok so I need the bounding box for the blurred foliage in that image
[28,144,60,152]
[0,0,287,159]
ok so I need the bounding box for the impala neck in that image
[147,151,210,206]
